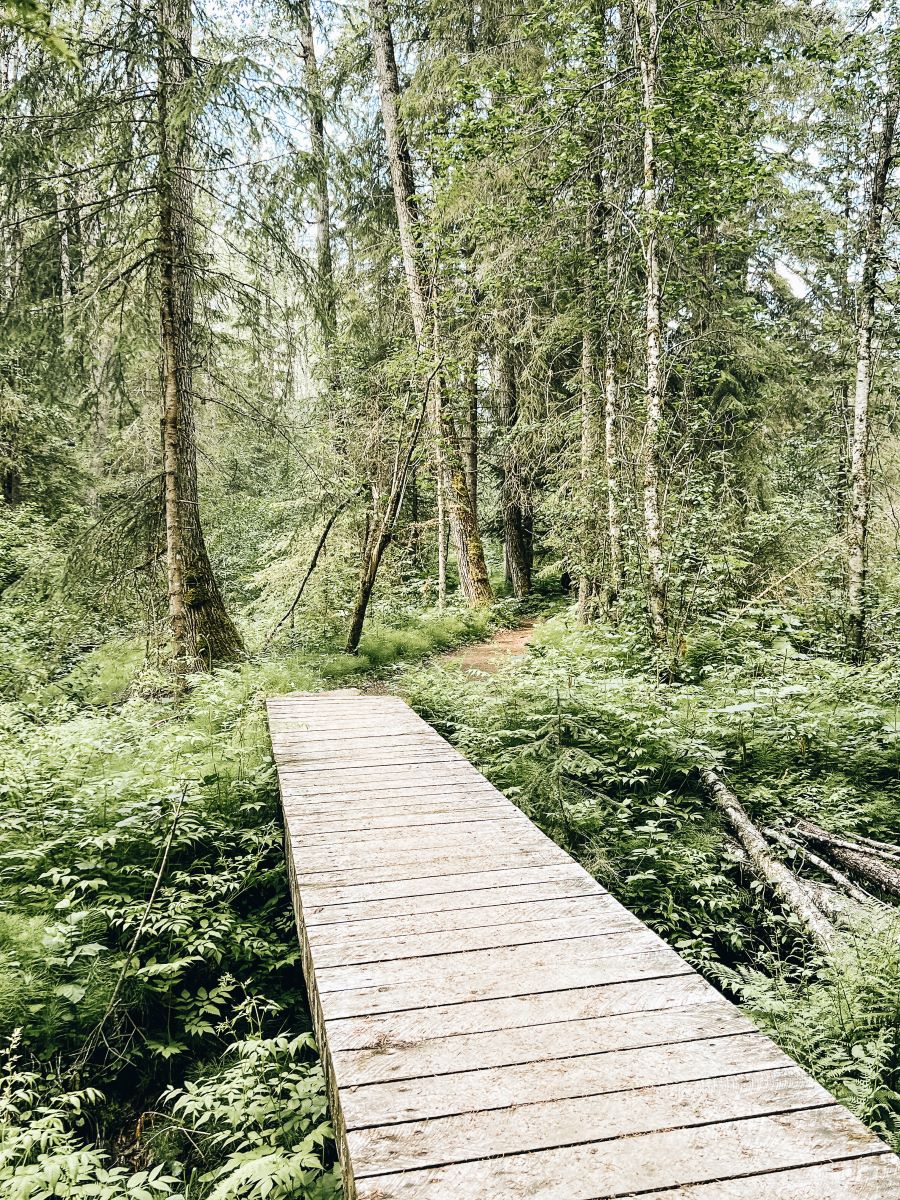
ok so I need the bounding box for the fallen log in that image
[795,819,900,864]
[700,768,834,951]
[795,821,900,899]
[765,826,875,908]
[846,830,900,860]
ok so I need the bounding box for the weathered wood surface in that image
[268,690,900,1199]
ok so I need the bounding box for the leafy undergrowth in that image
[398,611,900,1150]
[0,603,509,1198]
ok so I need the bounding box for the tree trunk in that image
[604,344,622,607]
[700,768,834,951]
[368,0,492,606]
[436,451,447,607]
[463,349,478,519]
[296,0,335,342]
[766,827,875,908]
[633,0,667,648]
[345,397,428,651]
[346,534,387,654]
[795,819,900,863]
[578,313,599,621]
[1,196,21,505]
[157,0,244,681]
[442,399,495,602]
[495,342,531,599]
[847,91,897,662]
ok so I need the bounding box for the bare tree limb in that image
[265,489,361,648]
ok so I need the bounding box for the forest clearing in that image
[3,0,900,1194]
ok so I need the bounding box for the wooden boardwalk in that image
[267,690,900,1199]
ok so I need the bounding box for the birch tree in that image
[632,0,668,648]
[847,76,898,661]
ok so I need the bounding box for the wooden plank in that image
[271,731,461,753]
[306,892,621,943]
[272,729,432,746]
[290,827,543,869]
[269,714,426,728]
[339,1033,789,1129]
[352,1108,886,1199]
[321,946,695,1019]
[292,843,565,886]
[278,772,485,797]
[316,930,667,996]
[277,748,467,770]
[277,761,479,781]
[300,861,597,910]
[635,1156,900,1198]
[290,810,530,837]
[325,972,705,1052]
[279,774,494,798]
[288,822,545,867]
[282,796,513,823]
[305,872,606,927]
[282,784,508,807]
[267,692,900,1200]
[333,998,755,1087]
[281,787,508,811]
[349,1065,833,1176]
[309,904,643,968]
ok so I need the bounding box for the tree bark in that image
[345,395,428,652]
[368,0,492,606]
[796,820,900,899]
[633,0,667,648]
[847,90,897,662]
[766,827,875,908]
[436,447,447,606]
[495,341,531,599]
[345,527,385,655]
[604,343,622,607]
[700,768,834,950]
[578,226,600,621]
[463,349,478,519]
[157,0,244,680]
[296,0,336,342]
[795,819,900,863]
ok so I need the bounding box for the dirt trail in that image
[361,617,537,694]
[437,617,537,674]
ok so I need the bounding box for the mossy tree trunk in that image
[296,0,335,343]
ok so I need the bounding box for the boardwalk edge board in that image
[268,691,900,1200]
